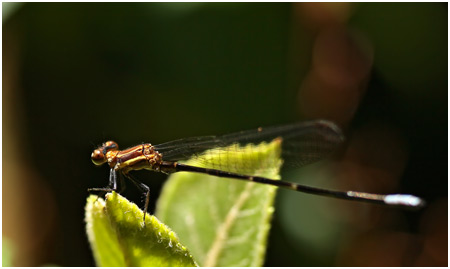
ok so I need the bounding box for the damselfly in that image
[90,120,425,220]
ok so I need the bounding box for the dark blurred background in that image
[2,2,447,266]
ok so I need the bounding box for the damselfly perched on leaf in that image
[89,120,425,220]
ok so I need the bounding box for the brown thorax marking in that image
[111,143,164,174]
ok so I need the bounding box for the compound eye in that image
[91,149,106,166]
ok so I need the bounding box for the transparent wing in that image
[154,120,344,173]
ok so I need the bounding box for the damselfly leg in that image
[124,173,151,222]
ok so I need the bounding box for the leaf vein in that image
[203,182,255,266]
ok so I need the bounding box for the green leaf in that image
[2,237,14,267]
[85,193,198,267]
[156,138,283,266]
[85,195,126,266]
[2,2,24,23]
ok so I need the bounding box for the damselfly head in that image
[91,141,119,166]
